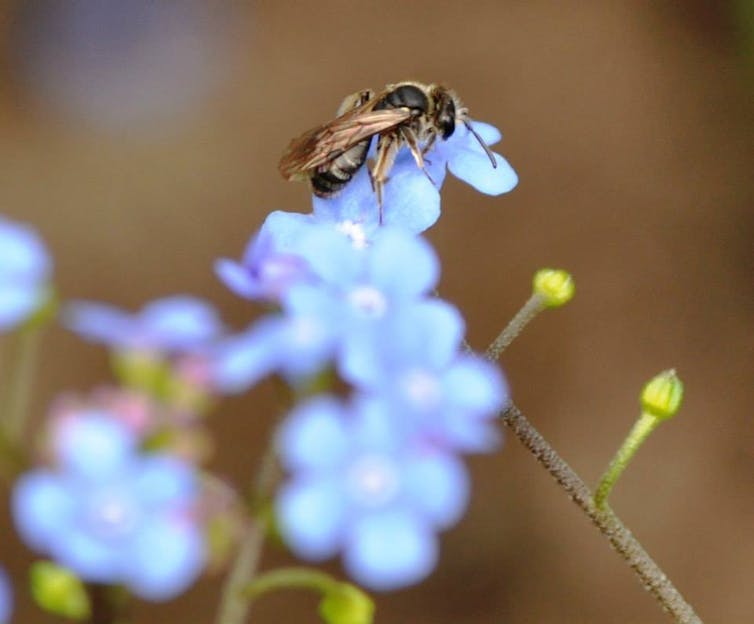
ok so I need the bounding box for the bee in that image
[278,81,497,221]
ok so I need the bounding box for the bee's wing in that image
[279,108,413,179]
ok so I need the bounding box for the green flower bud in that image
[30,561,90,620]
[641,369,684,420]
[319,582,374,624]
[533,269,575,308]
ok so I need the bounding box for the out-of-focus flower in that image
[0,215,52,331]
[11,0,241,132]
[64,296,223,355]
[0,567,11,624]
[312,121,517,234]
[276,396,469,591]
[215,226,312,303]
[343,302,507,452]
[13,413,205,600]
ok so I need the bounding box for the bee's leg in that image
[336,89,375,116]
[372,135,400,224]
[401,128,436,187]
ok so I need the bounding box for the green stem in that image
[215,427,280,624]
[3,324,43,444]
[485,293,544,361]
[242,567,339,600]
[501,403,702,624]
[594,412,660,509]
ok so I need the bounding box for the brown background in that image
[1,1,752,622]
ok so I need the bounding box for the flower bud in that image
[533,269,575,308]
[30,561,90,620]
[319,582,374,624]
[641,369,684,420]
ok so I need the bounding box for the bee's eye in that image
[439,98,456,139]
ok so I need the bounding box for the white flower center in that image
[336,220,368,249]
[347,286,388,319]
[347,454,400,507]
[401,368,442,410]
[87,489,139,540]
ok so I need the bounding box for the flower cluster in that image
[13,411,205,600]
[3,106,517,608]
[212,119,516,589]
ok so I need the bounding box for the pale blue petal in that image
[444,356,508,415]
[0,285,44,329]
[126,517,204,600]
[278,398,350,471]
[54,525,122,583]
[210,319,283,393]
[12,471,75,548]
[367,229,439,298]
[132,457,197,507]
[312,166,379,229]
[381,166,441,233]
[295,226,361,286]
[344,509,437,591]
[0,217,51,279]
[56,416,135,481]
[277,477,347,560]
[214,258,260,299]
[469,121,502,146]
[63,301,133,345]
[141,296,222,348]
[448,150,518,195]
[403,453,469,529]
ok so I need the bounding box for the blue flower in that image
[64,296,223,355]
[210,227,440,393]
[276,396,469,591]
[12,413,205,601]
[312,121,517,233]
[343,301,508,452]
[0,567,11,624]
[0,215,52,331]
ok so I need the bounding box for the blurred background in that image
[1,1,752,622]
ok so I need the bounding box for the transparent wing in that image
[279,107,413,179]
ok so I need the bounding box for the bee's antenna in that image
[463,119,497,168]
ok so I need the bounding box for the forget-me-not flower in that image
[13,413,205,600]
[64,295,223,356]
[0,215,52,331]
[276,395,469,591]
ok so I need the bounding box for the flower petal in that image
[403,452,469,528]
[12,471,75,548]
[277,477,347,560]
[343,509,437,591]
[448,150,518,195]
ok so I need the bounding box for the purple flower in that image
[276,396,469,591]
[13,413,205,600]
[64,296,223,355]
[312,121,517,234]
[0,215,52,330]
[0,567,11,624]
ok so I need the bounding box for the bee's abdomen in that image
[311,139,370,197]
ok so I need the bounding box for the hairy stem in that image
[501,403,702,624]
[3,325,43,443]
[485,293,544,361]
[215,429,280,624]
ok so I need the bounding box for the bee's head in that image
[431,86,457,139]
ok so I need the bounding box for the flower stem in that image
[3,323,44,444]
[594,412,660,509]
[501,402,703,623]
[214,427,280,624]
[242,567,339,600]
[485,293,544,361]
